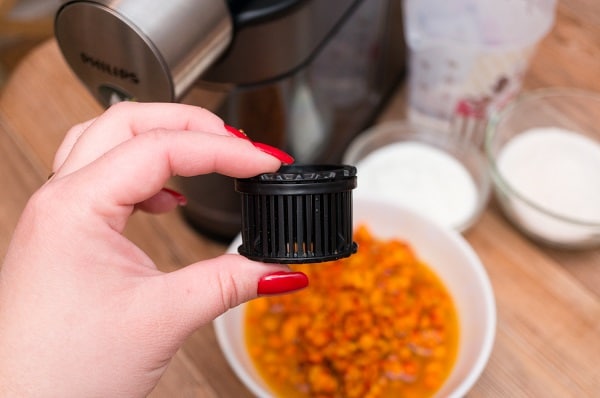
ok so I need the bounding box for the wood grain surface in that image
[0,1,598,396]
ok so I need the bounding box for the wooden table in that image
[1,1,598,396]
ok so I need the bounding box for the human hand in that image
[0,102,307,397]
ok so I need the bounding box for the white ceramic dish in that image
[214,198,496,398]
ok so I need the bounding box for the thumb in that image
[156,254,308,336]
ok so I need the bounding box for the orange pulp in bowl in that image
[245,225,459,398]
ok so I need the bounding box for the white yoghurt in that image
[354,141,479,230]
[497,127,600,244]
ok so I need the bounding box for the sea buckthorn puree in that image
[245,225,459,398]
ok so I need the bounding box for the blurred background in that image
[0,0,58,87]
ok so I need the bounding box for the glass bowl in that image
[486,88,600,249]
[343,121,491,232]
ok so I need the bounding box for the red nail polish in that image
[224,124,250,140]
[161,187,188,206]
[253,142,294,165]
[257,271,308,295]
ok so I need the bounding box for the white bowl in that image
[214,198,496,398]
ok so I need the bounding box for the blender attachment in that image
[235,165,358,263]
[54,0,233,106]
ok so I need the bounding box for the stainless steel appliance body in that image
[55,0,406,240]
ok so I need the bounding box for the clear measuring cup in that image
[403,0,557,132]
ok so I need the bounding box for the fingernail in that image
[161,188,187,206]
[224,124,250,140]
[253,142,294,165]
[257,271,308,295]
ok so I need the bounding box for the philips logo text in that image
[80,53,139,84]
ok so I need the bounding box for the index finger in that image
[55,102,229,177]
[63,129,283,231]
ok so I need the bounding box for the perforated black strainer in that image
[235,165,358,264]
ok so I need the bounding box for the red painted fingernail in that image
[253,142,294,165]
[224,124,250,140]
[161,187,187,206]
[257,271,308,295]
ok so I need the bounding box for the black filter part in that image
[235,164,358,263]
